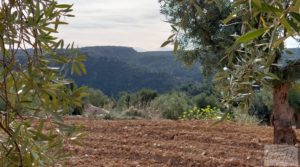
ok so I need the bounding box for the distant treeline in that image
[72,46,202,97]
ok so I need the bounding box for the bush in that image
[177,82,214,96]
[179,106,224,120]
[246,89,272,124]
[134,89,158,107]
[234,111,261,125]
[85,88,112,108]
[150,92,191,119]
[192,93,220,109]
[178,83,221,109]
[117,92,131,110]
[117,89,158,110]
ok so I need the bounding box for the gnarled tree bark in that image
[272,82,297,145]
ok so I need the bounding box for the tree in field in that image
[160,0,300,144]
[160,0,237,75]
[0,0,86,166]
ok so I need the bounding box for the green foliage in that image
[159,0,237,75]
[161,0,300,116]
[117,92,132,110]
[150,92,192,120]
[179,106,259,124]
[249,90,273,124]
[177,82,222,109]
[179,106,225,120]
[177,82,213,96]
[73,47,202,97]
[85,88,111,108]
[234,111,261,125]
[192,93,220,109]
[213,0,300,111]
[0,1,86,166]
[117,89,158,109]
[289,83,300,112]
[131,89,158,107]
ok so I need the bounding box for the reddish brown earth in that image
[63,118,291,167]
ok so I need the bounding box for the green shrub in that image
[177,82,214,96]
[234,111,261,125]
[179,106,224,120]
[133,89,158,107]
[85,88,112,108]
[117,89,158,110]
[192,93,220,109]
[150,92,191,119]
[117,92,131,110]
[249,90,272,124]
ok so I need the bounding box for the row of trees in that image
[83,83,295,124]
[82,84,222,120]
[160,0,300,144]
[84,83,300,125]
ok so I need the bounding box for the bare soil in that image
[63,118,295,167]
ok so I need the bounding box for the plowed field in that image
[63,118,290,167]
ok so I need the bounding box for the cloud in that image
[286,37,300,48]
[57,0,171,51]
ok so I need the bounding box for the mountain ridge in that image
[73,46,202,97]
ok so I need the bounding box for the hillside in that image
[11,47,300,97]
[73,46,202,97]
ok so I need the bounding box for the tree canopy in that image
[159,0,238,74]
[161,0,300,144]
[161,0,300,109]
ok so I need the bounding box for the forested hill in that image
[72,46,202,97]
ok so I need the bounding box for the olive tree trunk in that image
[272,83,297,145]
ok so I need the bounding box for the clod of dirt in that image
[201,152,207,156]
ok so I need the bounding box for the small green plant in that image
[179,106,224,120]
[150,92,191,120]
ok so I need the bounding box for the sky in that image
[57,0,299,51]
[57,0,172,51]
